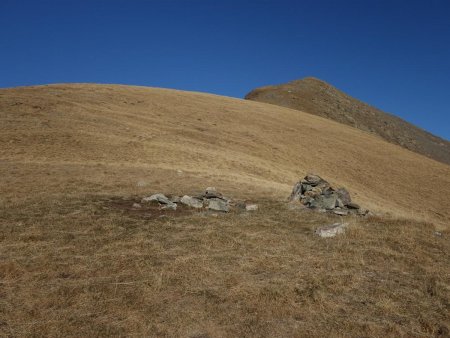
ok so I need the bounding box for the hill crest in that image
[245,77,450,165]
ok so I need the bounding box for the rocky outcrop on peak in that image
[246,77,450,165]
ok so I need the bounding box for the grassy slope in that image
[1,83,449,227]
[0,84,449,337]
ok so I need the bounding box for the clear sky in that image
[1,0,449,140]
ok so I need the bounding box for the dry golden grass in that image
[0,84,449,337]
[1,197,449,337]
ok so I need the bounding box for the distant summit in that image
[245,77,450,165]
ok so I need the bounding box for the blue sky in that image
[1,0,449,140]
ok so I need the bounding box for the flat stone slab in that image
[245,204,258,211]
[333,210,348,216]
[142,193,171,204]
[207,198,229,212]
[180,195,203,208]
[347,202,360,209]
[315,223,348,238]
[161,203,177,210]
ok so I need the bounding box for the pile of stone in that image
[289,174,368,216]
[139,187,258,213]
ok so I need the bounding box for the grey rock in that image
[335,198,345,208]
[315,223,348,238]
[142,193,171,204]
[321,186,335,196]
[310,193,337,210]
[180,195,203,209]
[347,202,360,209]
[234,201,247,210]
[161,203,177,210]
[336,188,351,205]
[204,187,223,199]
[333,209,348,216]
[245,204,258,211]
[170,196,181,203]
[301,196,314,205]
[357,208,369,216]
[207,198,229,212]
[289,182,303,201]
[304,189,321,199]
[305,174,322,185]
[132,203,142,209]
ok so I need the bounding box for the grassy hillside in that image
[1,83,449,227]
[1,84,449,337]
[245,77,450,166]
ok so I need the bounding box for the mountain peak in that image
[245,78,450,165]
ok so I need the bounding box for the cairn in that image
[289,174,368,216]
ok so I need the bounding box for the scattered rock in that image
[357,208,369,216]
[234,201,247,210]
[207,198,229,212]
[304,174,322,186]
[180,195,203,209]
[289,182,303,201]
[315,223,348,238]
[204,187,224,199]
[333,209,348,216]
[245,204,258,211]
[142,193,171,205]
[128,187,258,215]
[335,198,345,208]
[170,195,181,203]
[310,193,337,210]
[161,203,177,210]
[336,188,351,205]
[141,193,178,210]
[347,202,360,210]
